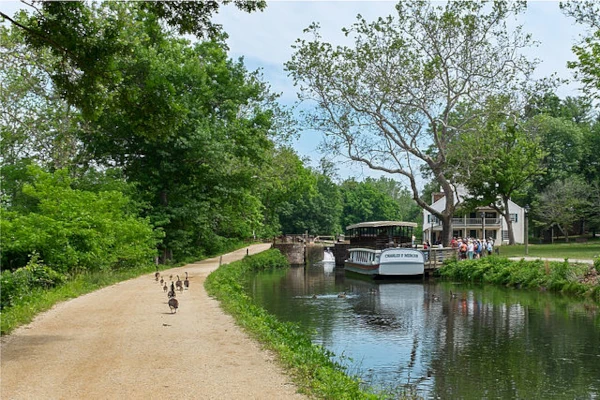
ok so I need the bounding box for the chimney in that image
[432,192,445,204]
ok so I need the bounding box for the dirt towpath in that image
[1,244,307,400]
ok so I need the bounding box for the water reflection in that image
[246,263,600,399]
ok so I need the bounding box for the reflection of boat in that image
[344,221,424,277]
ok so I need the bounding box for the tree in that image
[2,2,283,261]
[561,1,600,100]
[0,166,159,272]
[286,0,537,246]
[448,96,547,244]
[339,179,404,229]
[0,23,84,172]
[364,177,421,222]
[534,178,590,242]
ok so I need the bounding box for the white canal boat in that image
[344,221,424,277]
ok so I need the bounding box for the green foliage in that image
[1,166,160,273]
[439,257,599,302]
[0,252,65,310]
[339,178,406,228]
[205,249,383,399]
[561,1,600,100]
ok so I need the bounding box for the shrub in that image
[1,167,160,274]
[439,256,599,301]
[1,252,66,309]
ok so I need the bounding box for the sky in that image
[1,1,588,184]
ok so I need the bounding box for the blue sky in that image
[1,1,587,183]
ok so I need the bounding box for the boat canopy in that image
[346,221,417,230]
[345,221,417,249]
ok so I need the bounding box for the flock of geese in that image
[154,271,190,313]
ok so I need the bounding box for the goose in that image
[168,298,179,313]
[184,276,189,290]
[154,272,160,281]
[311,294,318,299]
[160,276,164,285]
[168,282,176,298]
[337,292,347,298]
[163,282,168,292]
[176,275,183,292]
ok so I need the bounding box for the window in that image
[502,230,509,240]
[510,213,518,222]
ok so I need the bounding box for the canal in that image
[244,261,600,399]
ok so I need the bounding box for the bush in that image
[439,256,599,301]
[1,167,160,273]
[1,252,66,309]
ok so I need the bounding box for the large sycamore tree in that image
[286,0,537,245]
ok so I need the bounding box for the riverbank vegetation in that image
[205,249,418,400]
[438,257,600,302]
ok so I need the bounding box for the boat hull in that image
[345,248,424,277]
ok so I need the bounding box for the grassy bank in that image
[438,256,600,302]
[497,241,600,259]
[0,240,250,335]
[205,249,415,400]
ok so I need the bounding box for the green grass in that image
[205,249,420,400]
[497,240,600,260]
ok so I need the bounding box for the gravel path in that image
[1,244,307,400]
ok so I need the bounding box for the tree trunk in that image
[440,214,453,247]
[500,197,516,245]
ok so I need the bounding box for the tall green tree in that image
[534,178,590,242]
[447,96,547,244]
[0,23,84,172]
[1,167,159,272]
[286,0,538,246]
[339,179,404,229]
[2,2,283,261]
[364,177,421,222]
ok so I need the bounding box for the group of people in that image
[450,237,494,260]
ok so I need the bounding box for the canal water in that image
[244,262,600,399]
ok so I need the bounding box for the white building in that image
[422,190,527,246]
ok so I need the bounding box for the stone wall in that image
[272,243,305,264]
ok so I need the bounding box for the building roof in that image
[346,221,418,230]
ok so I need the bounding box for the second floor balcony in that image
[428,217,502,227]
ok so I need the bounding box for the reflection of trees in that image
[430,286,600,399]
